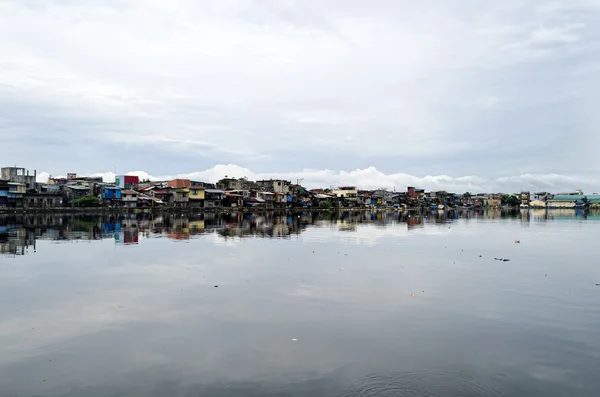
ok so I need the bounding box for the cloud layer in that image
[38,165,600,194]
[2,0,600,187]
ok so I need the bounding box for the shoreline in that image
[0,206,525,215]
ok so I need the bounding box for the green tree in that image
[506,195,520,206]
[72,195,102,207]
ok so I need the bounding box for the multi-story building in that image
[520,191,531,206]
[121,190,139,208]
[332,186,358,205]
[1,167,37,191]
[115,175,139,190]
[189,185,205,207]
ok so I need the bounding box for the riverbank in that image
[0,206,522,215]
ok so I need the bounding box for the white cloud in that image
[2,0,599,177]
[49,165,600,194]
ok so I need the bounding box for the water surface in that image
[1,210,599,396]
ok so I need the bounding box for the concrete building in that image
[520,192,531,206]
[332,186,358,205]
[121,190,139,208]
[189,185,205,207]
[256,179,292,194]
[115,175,139,190]
[1,167,37,191]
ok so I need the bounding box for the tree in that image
[506,195,520,206]
[72,195,102,207]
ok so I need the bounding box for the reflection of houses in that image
[189,219,205,235]
[0,223,33,255]
[115,218,139,245]
[168,218,189,240]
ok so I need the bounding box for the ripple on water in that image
[340,370,510,397]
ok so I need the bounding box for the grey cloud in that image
[1,0,599,185]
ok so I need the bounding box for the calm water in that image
[1,210,599,396]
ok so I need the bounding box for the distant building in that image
[332,186,358,205]
[520,192,531,206]
[1,167,37,191]
[189,185,205,207]
[204,189,225,208]
[407,187,425,200]
[257,179,292,194]
[121,190,139,208]
[168,179,191,189]
[115,175,139,190]
[547,194,600,208]
[102,186,122,203]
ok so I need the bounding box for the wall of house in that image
[547,201,576,208]
[189,188,205,200]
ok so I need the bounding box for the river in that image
[1,210,599,396]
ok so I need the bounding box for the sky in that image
[1,0,599,192]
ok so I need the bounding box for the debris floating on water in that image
[515,240,520,244]
[214,285,218,288]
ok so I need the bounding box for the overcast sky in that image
[1,0,599,192]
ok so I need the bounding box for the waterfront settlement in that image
[1,166,600,211]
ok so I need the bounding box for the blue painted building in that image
[102,186,122,200]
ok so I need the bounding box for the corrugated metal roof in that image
[550,195,600,203]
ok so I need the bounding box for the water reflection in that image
[2,208,600,397]
[3,209,600,257]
